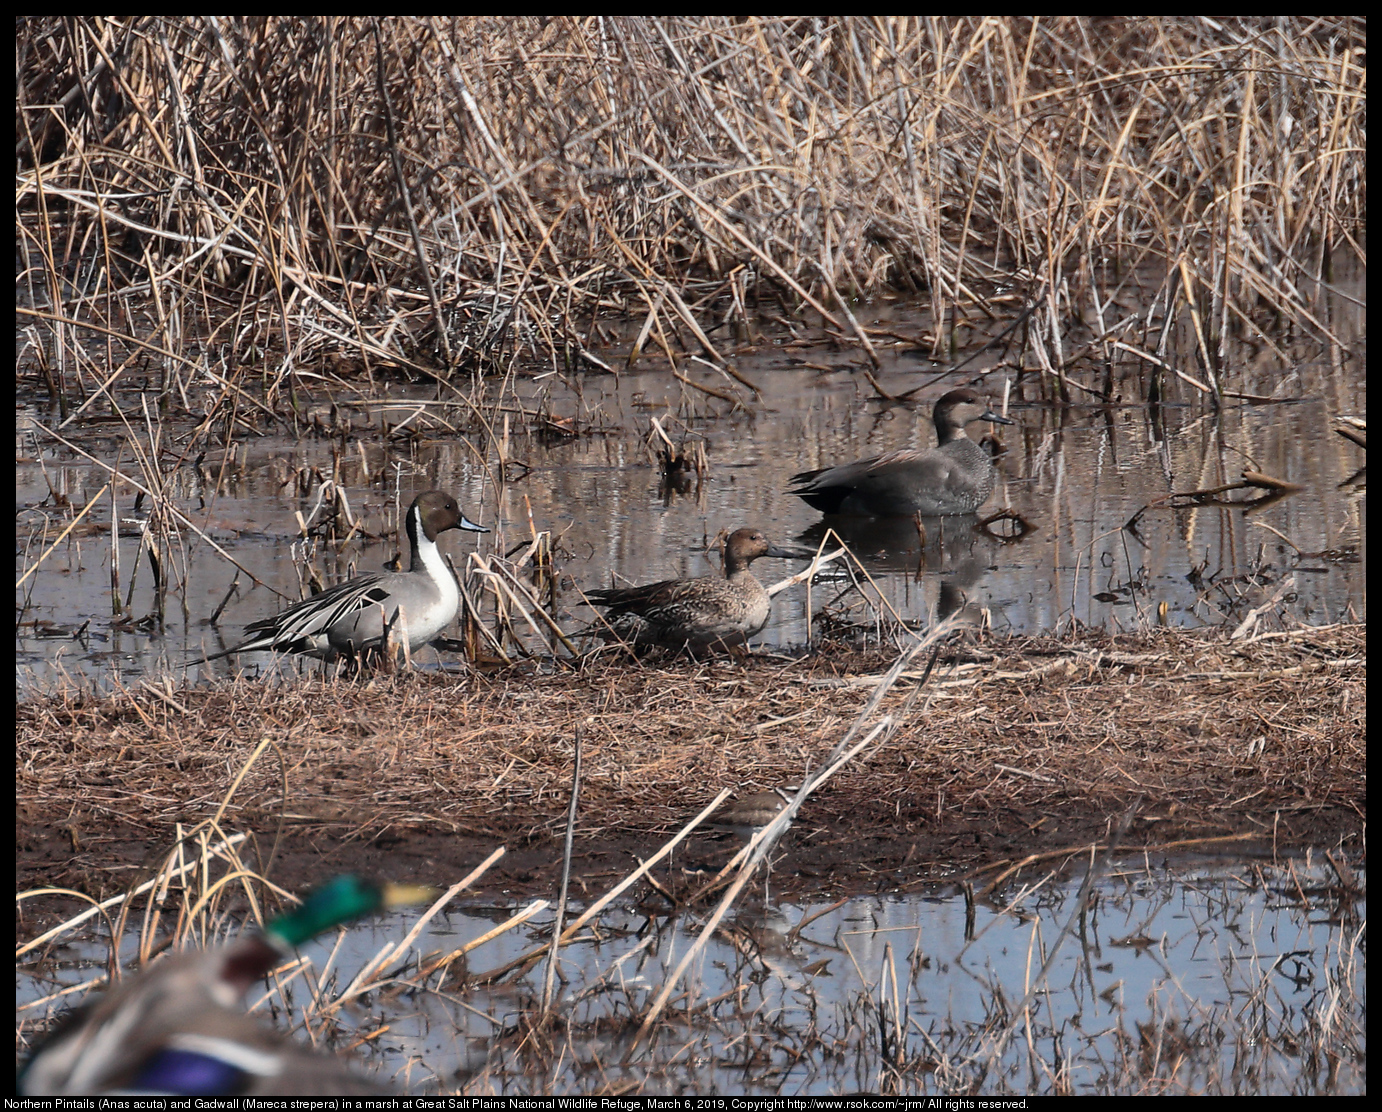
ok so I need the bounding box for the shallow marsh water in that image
[16,328,1365,1097]
[15,343,1367,688]
[16,856,1364,1095]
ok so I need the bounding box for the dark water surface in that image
[16,856,1364,1095]
[16,342,1366,686]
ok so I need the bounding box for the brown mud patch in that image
[17,626,1364,934]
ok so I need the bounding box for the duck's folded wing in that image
[244,574,392,643]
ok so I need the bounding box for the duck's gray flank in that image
[586,528,793,652]
[204,490,486,662]
[789,388,1013,517]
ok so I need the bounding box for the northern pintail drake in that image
[19,876,432,1095]
[789,388,1013,517]
[586,528,793,653]
[205,490,486,663]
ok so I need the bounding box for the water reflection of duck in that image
[586,528,794,653]
[790,388,1013,517]
[20,876,431,1095]
[796,514,990,571]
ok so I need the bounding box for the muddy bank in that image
[16,625,1364,930]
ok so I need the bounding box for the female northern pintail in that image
[19,876,431,1095]
[205,490,486,662]
[586,528,793,653]
[789,388,1013,517]
[705,788,796,841]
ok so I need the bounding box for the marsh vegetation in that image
[16,17,1365,1096]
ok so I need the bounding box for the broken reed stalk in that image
[630,716,900,1056]
[541,726,582,1014]
[332,847,508,1009]
[17,17,1360,439]
[469,553,579,658]
[767,533,914,647]
[453,557,510,664]
[16,481,111,591]
[763,544,846,599]
[494,538,581,657]
[466,789,733,985]
[630,618,957,1055]
[687,715,897,903]
[419,897,552,985]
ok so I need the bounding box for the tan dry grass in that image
[16,18,1364,631]
[16,625,1364,903]
[17,16,1365,414]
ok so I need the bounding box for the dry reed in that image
[15,621,1364,1094]
[17,16,1365,425]
[16,623,1364,908]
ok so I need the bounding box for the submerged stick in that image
[467,789,733,984]
[632,618,959,1056]
[542,727,582,1013]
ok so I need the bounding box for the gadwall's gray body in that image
[587,528,792,652]
[790,388,1013,517]
[205,490,486,662]
[19,876,429,1095]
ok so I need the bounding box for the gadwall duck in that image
[204,490,487,662]
[20,876,432,1095]
[789,388,1013,517]
[586,528,793,653]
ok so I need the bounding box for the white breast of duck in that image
[212,490,486,662]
